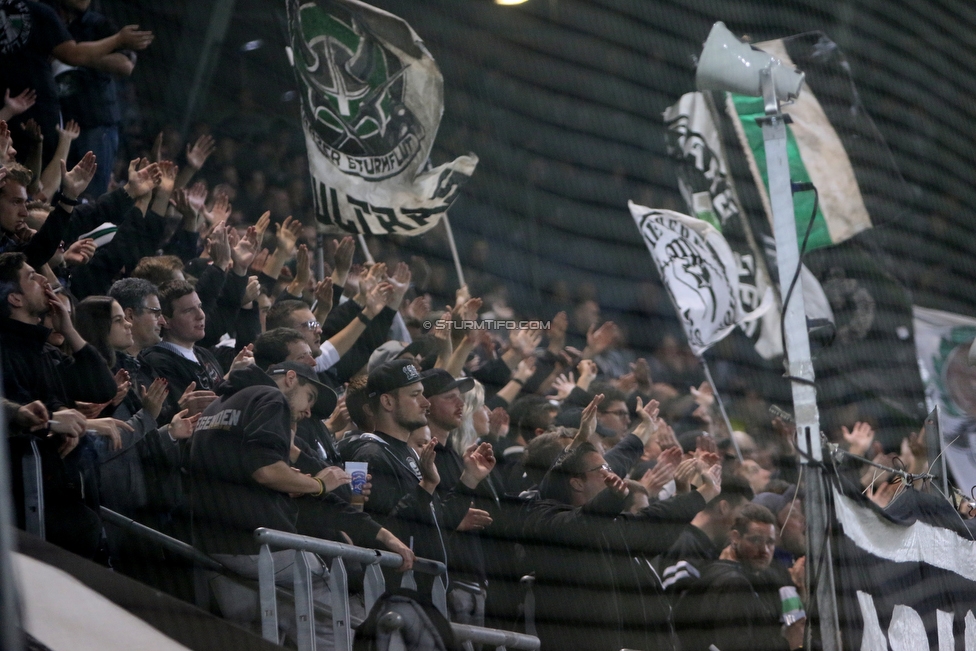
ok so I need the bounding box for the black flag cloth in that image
[826,461,976,650]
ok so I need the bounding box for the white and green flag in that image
[913,305,976,494]
[726,40,872,249]
[286,0,477,235]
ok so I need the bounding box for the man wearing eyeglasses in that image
[111,277,165,358]
[266,279,391,388]
[673,503,804,651]
[594,385,632,448]
[523,434,723,651]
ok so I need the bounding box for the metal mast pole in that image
[757,68,841,651]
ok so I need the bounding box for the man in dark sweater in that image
[424,368,500,627]
[253,326,346,481]
[0,251,116,557]
[523,439,722,651]
[189,360,413,646]
[673,503,804,651]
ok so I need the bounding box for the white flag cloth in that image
[629,202,771,355]
[912,305,976,497]
[286,0,477,235]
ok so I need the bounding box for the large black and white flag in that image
[829,470,976,650]
[286,0,477,235]
[629,202,770,356]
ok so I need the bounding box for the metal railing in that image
[99,506,224,572]
[34,503,539,650]
[253,527,539,651]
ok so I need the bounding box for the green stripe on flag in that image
[731,94,832,251]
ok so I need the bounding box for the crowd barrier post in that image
[254,527,538,651]
[258,543,280,643]
[22,440,44,539]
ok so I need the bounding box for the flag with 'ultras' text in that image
[286,0,477,235]
[629,203,770,356]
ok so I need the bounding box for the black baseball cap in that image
[367,359,423,398]
[420,368,475,398]
[268,361,337,417]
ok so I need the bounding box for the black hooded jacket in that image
[189,365,380,555]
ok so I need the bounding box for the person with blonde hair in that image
[451,379,489,456]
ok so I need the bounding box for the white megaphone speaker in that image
[696,21,804,102]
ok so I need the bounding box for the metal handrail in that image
[253,527,539,651]
[99,507,224,572]
[452,623,540,650]
[255,527,450,649]
[254,527,446,576]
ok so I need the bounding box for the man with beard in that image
[659,474,755,599]
[253,326,346,482]
[189,360,414,646]
[0,251,115,557]
[343,360,495,597]
[674,503,805,651]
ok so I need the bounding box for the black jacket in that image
[342,430,469,592]
[658,523,720,599]
[138,343,224,425]
[673,560,791,651]
[0,317,116,558]
[0,203,73,270]
[0,317,117,410]
[434,440,502,588]
[522,489,707,651]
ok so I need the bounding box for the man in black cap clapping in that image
[343,360,495,597]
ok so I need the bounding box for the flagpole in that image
[357,234,375,265]
[700,357,744,463]
[758,68,841,651]
[441,214,466,289]
[315,231,325,281]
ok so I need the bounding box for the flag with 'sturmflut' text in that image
[286,0,477,235]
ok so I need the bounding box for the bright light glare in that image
[495,0,529,5]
